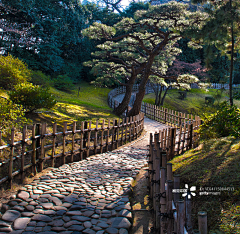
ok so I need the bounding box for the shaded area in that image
[170,136,240,232]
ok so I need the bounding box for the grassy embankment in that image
[170,137,240,233]
[143,88,240,117]
[144,89,240,233]
[0,82,119,160]
[1,81,118,132]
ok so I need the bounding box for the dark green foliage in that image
[61,62,83,81]
[177,38,204,64]
[0,55,31,90]
[198,101,240,139]
[30,70,53,88]
[122,2,150,18]
[233,88,240,100]
[0,97,28,134]
[205,96,215,105]
[9,83,56,112]
[53,75,74,92]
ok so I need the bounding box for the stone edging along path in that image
[0,132,150,234]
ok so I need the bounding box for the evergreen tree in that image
[190,0,240,105]
[83,2,208,116]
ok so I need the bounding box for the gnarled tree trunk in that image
[114,74,136,116]
[114,84,133,116]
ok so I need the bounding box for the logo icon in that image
[182,184,196,199]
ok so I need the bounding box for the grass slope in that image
[143,88,240,117]
[170,137,240,233]
[25,82,118,126]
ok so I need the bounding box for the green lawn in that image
[170,137,240,233]
[143,88,240,118]
[24,82,118,126]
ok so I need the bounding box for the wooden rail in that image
[108,83,240,109]
[0,113,144,188]
[108,86,202,130]
[148,132,208,234]
[141,102,202,129]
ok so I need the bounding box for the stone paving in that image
[0,90,169,234]
[0,144,149,234]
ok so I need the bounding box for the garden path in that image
[0,96,169,234]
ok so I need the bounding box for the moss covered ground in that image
[170,137,240,233]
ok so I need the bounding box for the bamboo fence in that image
[141,102,202,129]
[0,113,144,188]
[148,132,208,234]
[108,86,202,130]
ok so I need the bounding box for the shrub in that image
[198,101,240,139]
[205,96,215,105]
[30,70,53,88]
[53,75,74,91]
[9,83,56,112]
[0,97,28,135]
[0,54,31,90]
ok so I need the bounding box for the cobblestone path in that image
[0,93,168,234]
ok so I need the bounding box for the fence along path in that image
[148,132,208,234]
[0,113,144,188]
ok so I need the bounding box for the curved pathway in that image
[0,97,168,234]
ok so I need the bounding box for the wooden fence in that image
[108,86,202,130]
[0,113,144,188]
[141,102,202,130]
[209,83,240,89]
[148,132,208,234]
[108,82,240,109]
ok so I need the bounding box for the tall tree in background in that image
[0,0,121,80]
[83,2,208,116]
[191,0,240,105]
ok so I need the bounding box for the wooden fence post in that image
[71,122,76,163]
[170,128,176,160]
[9,128,15,188]
[121,118,124,146]
[125,117,129,144]
[160,167,166,233]
[167,163,173,181]
[167,180,173,233]
[51,123,57,167]
[161,152,167,168]
[62,122,67,164]
[116,119,120,148]
[198,211,207,234]
[80,121,84,160]
[164,108,167,124]
[87,121,91,157]
[39,123,46,172]
[100,120,104,154]
[155,147,161,231]
[152,149,157,227]
[177,200,185,234]
[185,195,193,234]
[21,126,27,183]
[36,123,40,161]
[173,175,180,203]
[32,124,37,175]
[148,133,153,193]
[94,120,98,155]
[189,123,193,149]
[83,121,88,156]
[106,120,110,152]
